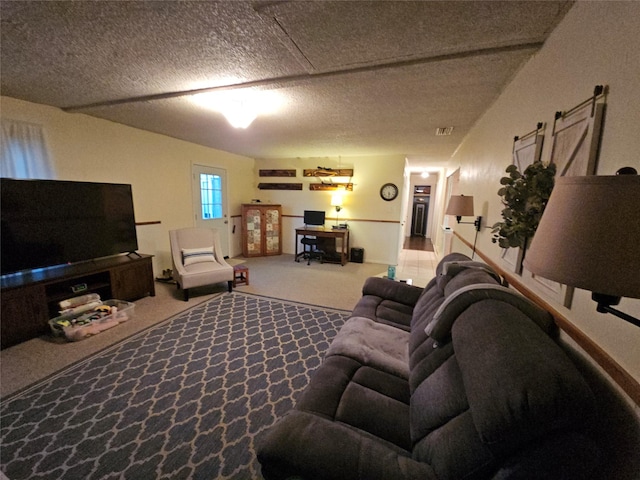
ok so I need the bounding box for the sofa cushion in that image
[435,253,474,275]
[295,355,411,450]
[441,260,502,284]
[350,277,423,331]
[410,351,497,479]
[257,410,439,480]
[409,299,596,480]
[453,300,596,454]
[412,410,496,480]
[409,261,501,370]
[326,317,410,379]
[426,284,555,344]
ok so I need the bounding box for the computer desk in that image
[294,227,350,265]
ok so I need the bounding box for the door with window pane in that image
[192,165,230,257]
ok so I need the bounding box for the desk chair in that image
[297,234,324,265]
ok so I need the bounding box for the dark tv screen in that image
[303,210,325,226]
[1,178,139,275]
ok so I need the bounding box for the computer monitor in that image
[303,210,325,226]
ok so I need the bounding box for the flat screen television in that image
[303,210,325,226]
[1,178,139,276]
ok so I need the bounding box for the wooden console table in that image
[295,227,350,265]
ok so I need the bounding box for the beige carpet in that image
[0,254,389,397]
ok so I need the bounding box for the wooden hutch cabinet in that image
[241,204,282,257]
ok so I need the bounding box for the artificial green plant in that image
[491,160,556,250]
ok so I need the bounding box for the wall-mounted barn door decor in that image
[530,85,607,308]
[550,85,606,177]
[513,122,545,172]
[496,122,547,275]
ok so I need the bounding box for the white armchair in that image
[169,227,233,301]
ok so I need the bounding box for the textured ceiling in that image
[0,1,573,165]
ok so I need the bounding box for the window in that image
[0,119,54,179]
[200,173,223,219]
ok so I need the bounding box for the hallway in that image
[396,243,439,287]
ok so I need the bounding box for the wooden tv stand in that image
[1,254,155,349]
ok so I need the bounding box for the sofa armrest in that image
[361,277,424,307]
[257,411,437,480]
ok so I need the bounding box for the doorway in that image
[410,185,430,237]
[192,164,230,257]
[411,198,429,236]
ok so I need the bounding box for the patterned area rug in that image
[0,292,350,480]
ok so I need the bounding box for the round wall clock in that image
[380,183,399,201]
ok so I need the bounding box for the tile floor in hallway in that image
[395,248,439,288]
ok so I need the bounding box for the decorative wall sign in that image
[303,168,354,177]
[309,183,353,191]
[550,85,606,177]
[257,183,303,190]
[259,170,296,177]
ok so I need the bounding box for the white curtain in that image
[0,119,54,179]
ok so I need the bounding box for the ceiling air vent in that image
[435,127,454,136]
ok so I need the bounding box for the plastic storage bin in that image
[49,299,135,342]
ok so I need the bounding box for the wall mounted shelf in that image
[303,168,354,177]
[259,169,296,177]
[257,183,303,190]
[309,183,353,191]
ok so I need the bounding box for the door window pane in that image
[200,174,223,219]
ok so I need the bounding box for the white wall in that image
[0,97,406,267]
[0,96,257,273]
[448,2,640,387]
[255,155,406,264]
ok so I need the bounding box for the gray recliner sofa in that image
[257,253,600,479]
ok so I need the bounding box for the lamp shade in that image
[445,195,474,217]
[331,193,343,207]
[524,175,640,299]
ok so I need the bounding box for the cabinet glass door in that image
[245,207,262,255]
[264,208,280,254]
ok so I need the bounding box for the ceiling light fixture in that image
[221,104,258,129]
[192,90,282,129]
